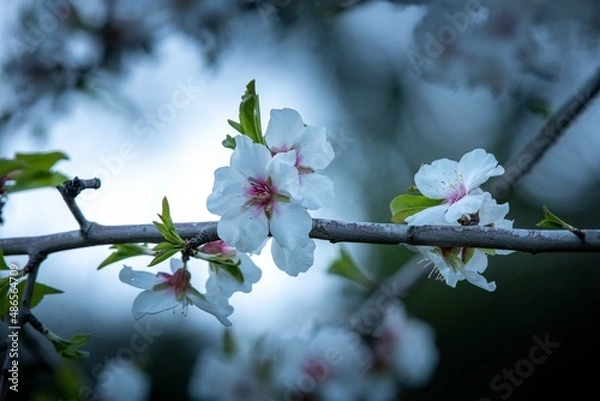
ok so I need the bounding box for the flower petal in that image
[206,166,249,215]
[405,204,449,226]
[457,148,504,191]
[205,253,262,297]
[269,202,312,249]
[445,192,485,222]
[264,108,306,150]
[414,158,460,199]
[230,135,272,179]
[119,266,164,290]
[294,126,335,171]
[268,151,301,198]
[298,173,335,210]
[271,239,315,276]
[131,289,179,319]
[218,206,269,253]
[187,291,233,327]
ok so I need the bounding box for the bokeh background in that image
[1,0,600,400]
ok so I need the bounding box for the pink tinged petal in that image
[187,291,233,327]
[445,192,486,222]
[199,240,236,257]
[269,202,312,249]
[131,289,180,319]
[265,108,306,150]
[218,206,269,253]
[298,173,334,210]
[414,159,461,199]
[206,166,249,215]
[271,240,316,276]
[405,204,449,226]
[230,135,272,179]
[119,266,165,290]
[457,148,505,191]
[294,126,335,170]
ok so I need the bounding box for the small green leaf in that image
[537,205,584,240]
[0,159,27,177]
[230,80,265,145]
[14,151,68,171]
[147,247,180,267]
[390,194,444,223]
[0,151,70,194]
[0,280,62,319]
[27,281,64,309]
[327,247,374,289]
[98,243,152,270]
[48,332,91,359]
[153,197,184,245]
[9,171,69,192]
[212,259,244,283]
[222,134,237,150]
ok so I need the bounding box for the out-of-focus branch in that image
[490,66,600,200]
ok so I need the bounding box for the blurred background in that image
[1,0,600,400]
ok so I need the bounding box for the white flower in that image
[265,108,335,209]
[198,240,262,297]
[119,259,233,326]
[406,148,504,225]
[95,360,150,401]
[207,135,314,275]
[413,193,514,292]
[369,304,439,388]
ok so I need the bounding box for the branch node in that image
[57,177,101,235]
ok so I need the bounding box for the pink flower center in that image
[446,184,467,205]
[158,268,191,300]
[245,178,277,215]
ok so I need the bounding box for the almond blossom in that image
[405,148,504,225]
[206,135,315,276]
[119,259,233,326]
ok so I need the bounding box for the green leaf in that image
[48,332,91,359]
[153,197,184,245]
[222,133,237,150]
[537,205,584,240]
[0,280,62,319]
[327,247,374,289]
[390,194,444,223]
[10,171,70,192]
[0,249,9,270]
[231,80,264,145]
[226,120,244,135]
[97,243,152,270]
[0,151,70,193]
[213,259,244,283]
[14,151,68,171]
[147,247,180,267]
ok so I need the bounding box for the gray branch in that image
[1,219,599,257]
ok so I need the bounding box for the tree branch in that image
[1,219,599,257]
[56,177,102,235]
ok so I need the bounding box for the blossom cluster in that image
[118,101,334,325]
[393,148,514,291]
[207,108,335,276]
[187,303,438,401]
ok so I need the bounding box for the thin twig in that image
[56,177,101,235]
